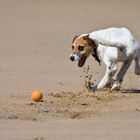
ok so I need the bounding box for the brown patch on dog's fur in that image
[72,36,78,43]
[72,36,78,49]
[83,36,96,47]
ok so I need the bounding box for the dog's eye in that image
[78,46,84,51]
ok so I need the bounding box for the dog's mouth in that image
[78,54,87,67]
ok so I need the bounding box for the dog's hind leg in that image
[134,43,140,75]
[134,57,140,75]
[111,58,133,90]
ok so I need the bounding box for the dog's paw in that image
[105,79,116,89]
[135,67,140,75]
[111,82,121,91]
[91,85,98,92]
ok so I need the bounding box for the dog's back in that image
[90,27,138,53]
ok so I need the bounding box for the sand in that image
[0,0,140,139]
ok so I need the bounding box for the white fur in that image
[78,34,88,39]
[88,27,140,91]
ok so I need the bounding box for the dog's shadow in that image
[122,89,140,94]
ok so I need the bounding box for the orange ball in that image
[32,90,43,102]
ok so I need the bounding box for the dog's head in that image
[70,34,96,67]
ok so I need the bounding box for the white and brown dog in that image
[70,27,140,91]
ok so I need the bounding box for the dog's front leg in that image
[92,62,117,91]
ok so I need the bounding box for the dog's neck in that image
[91,41,101,65]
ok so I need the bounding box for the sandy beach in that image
[0,0,140,139]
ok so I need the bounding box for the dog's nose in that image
[70,55,75,61]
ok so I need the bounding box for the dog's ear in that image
[83,35,96,47]
[72,35,78,43]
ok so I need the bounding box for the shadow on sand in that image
[122,89,140,94]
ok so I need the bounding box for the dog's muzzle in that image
[69,53,86,67]
[69,54,80,61]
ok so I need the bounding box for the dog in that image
[70,27,140,91]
